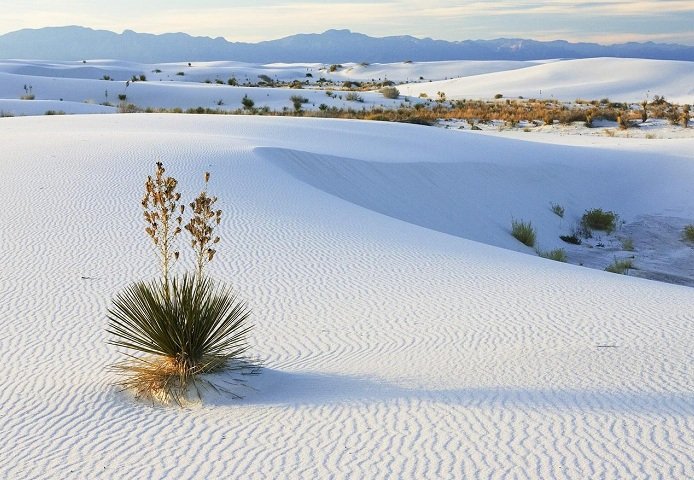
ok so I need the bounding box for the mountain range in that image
[1,26,692,63]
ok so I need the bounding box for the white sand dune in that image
[1,114,692,479]
[2,57,692,117]
[401,57,694,103]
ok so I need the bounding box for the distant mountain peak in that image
[0,26,691,63]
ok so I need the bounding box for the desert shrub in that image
[102,75,111,81]
[494,93,503,99]
[329,64,342,72]
[118,94,127,101]
[345,92,364,102]
[257,74,274,86]
[108,164,256,404]
[537,248,567,262]
[559,234,581,245]
[176,71,185,76]
[289,80,304,89]
[511,219,536,247]
[621,237,634,251]
[290,95,309,111]
[118,103,140,113]
[44,110,65,115]
[683,224,694,242]
[605,257,634,274]
[241,95,255,110]
[581,208,618,234]
[550,202,565,218]
[227,77,237,86]
[380,87,400,99]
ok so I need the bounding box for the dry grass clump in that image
[537,248,567,262]
[550,202,565,218]
[108,164,256,405]
[605,257,634,275]
[511,218,536,247]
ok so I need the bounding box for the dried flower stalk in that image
[142,161,183,290]
[185,171,221,279]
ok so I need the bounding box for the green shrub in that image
[241,95,255,110]
[581,208,618,234]
[380,87,400,99]
[511,219,536,247]
[683,224,694,242]
[537,248,567,262]
[108,275,252,404]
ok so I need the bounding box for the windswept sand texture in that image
[1,114,692,479]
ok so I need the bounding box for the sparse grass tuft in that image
[537,248,567,262]
[550,202,565,218]
[511,219,536,247]
[621,237,634,251]
[581,208,618,234]
[605,257,634,275]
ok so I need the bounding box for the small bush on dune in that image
[380,87,400,99]
[345,92,364,102]
[107,163,257,404]
[581,208,618,234]
[511,219,536,247]
[683,224,694,243]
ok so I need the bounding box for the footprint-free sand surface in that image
[1,114,692,479]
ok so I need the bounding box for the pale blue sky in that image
[1,0,692,45]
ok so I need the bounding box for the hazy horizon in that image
[1,0,693,46]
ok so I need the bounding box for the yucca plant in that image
[108,163,256,404]
[107,275,252,403]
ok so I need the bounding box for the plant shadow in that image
[203,367,694,416]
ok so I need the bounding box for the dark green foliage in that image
[581,208,618,234]
[560,234,581,245]
[108,275,252,380]
[241,95,255,110]
[683,224,694,242]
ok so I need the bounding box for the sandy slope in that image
[0,114,692,479]
[401,57,694,103]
